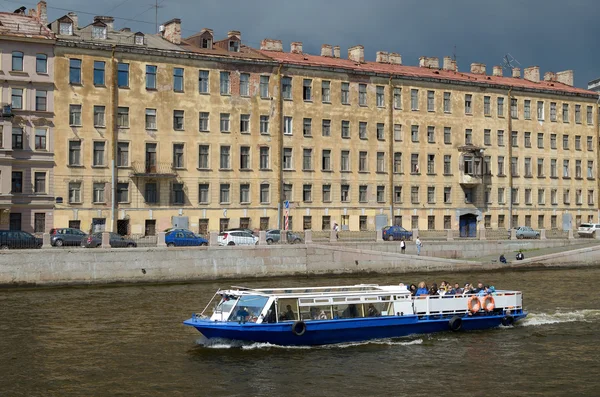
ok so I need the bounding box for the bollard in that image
[510,229,517,240]
[540,229,547,240]
[479,227,486,241]
[280,230,288,244]
[568,229,574,240]
[304,230,312,244]
[101,231,111,248]
[42,233,52,249]
[157,231,166,247]
[412,229,419,241]
[446,229,454,241]
[376,229,383,242]
[330,229,337,243]
[259,230,267,245]
[209,231,219,246]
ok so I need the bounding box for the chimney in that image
[419,56,439,68]
[523,66,540,83]
[389,52,402,65]
[376,51,389,63]
[94,16,114,32]
[120,27,131,32]
[333,45,340,58]
[451,60,457,71]
[348,45,364,63]
[67,12,78,29]
[228,30,241,40]
[321,44,333,57]
[492,66,503,77]
[260,38,283,52]
[443,56,453,71]
[470,63,486,75]
[36,1,47,25]
[290,42,303,54]
[556,70,574,86]
[512,67,521,78]
[162,18,181,44]
[544,71,557,82]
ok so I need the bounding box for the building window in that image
[10,51,23,72]
[498,214,505,228]
[259,147,270,170]
[35,54,48,74]
[303,149,312,170]
[587,160,594,178]
[465,129,472,145]
[411,186,419,204]
[359,122,367,140]
[537,188,545,205]
[511,188,519,204]
[10,171,23,193]
[117,63,129,87]
[92,24,107,39]
[587,106,593,125]
[551,189,558,205]
[11,88,23,110]
[68,182,81,203]
[303,79,312,101]
[563,189,570,204]
[33,128,47,151]
[240,114,250,134]
[229,40,240,52]
[426,90,435,112]
[443,91,451,113]
[114,141,129,167]
[341,82,350,104]
[322,149,331,171]
[197,145,211,170]
[426,126,435,143]
[427,154,435,174]
[550,102,557,121]
[537,101,544,120]
[59,21,73,35]
[394,87,401,109]
[394,152,402,174]
[427,186,435,203]
[563,134,569,150]
[444,187,451,203]
[282,76,292,99]
[427,216,436,230]
[198,184,209,204]
[511,131,518,147]
[359,151,368,172]
[117,107,129,128]
[563,160,570,178]
[550,159,557,178]
[69,141,81,166]
[35,90,47,111]
[303,184,312,202]
[173,144,184,169]
[146,65,157,89]
[562,104,569,122]
[575,104,581,124]
[321,80,330,103]
[497,156,505,176]
[376,86,385,107]
[359,185,367,202]
[260,76,270,98]
[283,184,292,201]
[444,155,451,175]
[525,188,532,205]
[377,152,385,173]
[116,182,130,203]
[497,97,504,117]
[394,186,402,203]
[339,150,351,172]
[411,125,419,142]
[282,147,293,170]
[575,135,581,151]
[359,216,368,231]
[377,123,385,140]
[173,68,184,92]
[220,184,230,203]
[408,88,419,110]
[220,113,230,132]
[524,100,531,119]
[464,94,472,114]
[135,34,144,45]
[510,156,518,176]
[341,120,350,139]
[537,133,544,149]
[411,153,419,173]
[523,131,531,148]
[376,185,385,203]
[169,183,184,205]
[444,127,451,144]
[394,124,402,142]
[93,61,105,85]
[588,190,595,205]
[260,184,270,203]
[284,116,293,135]
[33,172,46,194]
[575,160,582,178]
[93,141,106,166]
[537,158,544,177]
[144,108,157,130]
[496,130,504,146]
[146,143,157,171]
[411,216,419,230]
[94,183,106,203]
[239,73,250,96]
[220,146,231,169]
[588,136,593,151]
[240,146,251,170]
[303,118,312,137]
[199,70,209,93]
[322,119,331,137]
[260,115,269,134]
[550,134,557,149]
[510,98,518,118]
[220,71,230,95]
[69,104,82,126]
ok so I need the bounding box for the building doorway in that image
[117,219,130,236]
[9,213,21,231]
[145,219,156,236]
[459,214,477,237]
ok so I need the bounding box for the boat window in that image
[363,302,389,317]
[277,298,299,321]
[300,305,332,321]
[334,304,364,319]
[214,296,237,314]
[228,295,269,323]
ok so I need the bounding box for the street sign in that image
[284,200,289,209]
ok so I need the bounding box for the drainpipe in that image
[388,76,394,225]
[507,87,513,230]
[276,63,283,230]
[110,46,118,232]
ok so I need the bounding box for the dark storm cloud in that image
[4,0,599,87]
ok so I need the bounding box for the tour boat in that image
[183,284,527,346]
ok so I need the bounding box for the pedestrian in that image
[333,222,339,240]
[400,238,406,254]
[415,237,422,255]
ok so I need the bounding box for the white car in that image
[577,223,600,237]
[218,231,258,246]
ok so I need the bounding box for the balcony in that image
[459,172,482,186]
[0,104,14,120]
[458,145,484,186]
[130,161,177,178]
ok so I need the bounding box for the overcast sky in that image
[3,0,599,88]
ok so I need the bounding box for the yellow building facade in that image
[50,16,599,235]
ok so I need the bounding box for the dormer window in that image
[92,25,107,39]
[229,40,239,52]
[201,38,212,49]
[134,33,144,45]
[59,22,73,35]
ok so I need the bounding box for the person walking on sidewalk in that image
[415,237,422,256]
[400,238,406,254]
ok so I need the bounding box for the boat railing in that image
[412,291,523,316]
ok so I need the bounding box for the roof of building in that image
[259,50,596,97]
[180,37,270,61]
[0,12,54,40]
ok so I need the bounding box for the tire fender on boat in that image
[292,321,306,336]
[467,296,481,313]
[501,315,515,327]
[482,296,496,312]
[449,316,463,332]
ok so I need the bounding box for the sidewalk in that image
[475,240,600,264]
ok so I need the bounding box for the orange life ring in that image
[482,296,495,312]
[467,296,481,313]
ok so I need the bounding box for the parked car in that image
[0,230,43,250]
[514,226,540,239]
[82,232,138,248]
[50,228,88,247]
[165,229,208,247]
[218,230,258,246]
[381,226,413,241]
[577,223,600,237]
[226,228,257,236]
[265,229,303,244]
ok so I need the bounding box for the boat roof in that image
[222,284,411,298]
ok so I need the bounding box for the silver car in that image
[514,226,540,239]
[50,228,88,247]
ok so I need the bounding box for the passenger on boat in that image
[318,310,328,320]
[463,283,473,295]
[236,307,250,323]
[472,282,484,293]
[310,307,319,320]
[409,284,417,296]
[342,304,359,318]
[445,285,456,296]
[281,305,295,321]
[428,283,439,296]
[367,303,380,317]
[454,283,463,294]
[416,282,429,296]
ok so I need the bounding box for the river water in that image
[1,268,599,397]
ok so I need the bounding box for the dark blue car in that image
[381,226,413,241]
[165,229,208,247]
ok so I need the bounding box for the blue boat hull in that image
[184,312,528,346]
